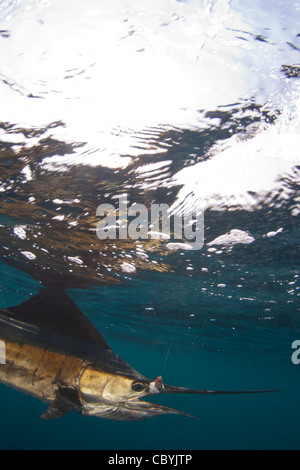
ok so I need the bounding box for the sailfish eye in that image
[131,381,146,392]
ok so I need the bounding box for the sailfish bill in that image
[0,288,282,421]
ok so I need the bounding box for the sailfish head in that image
[78,367,282,421]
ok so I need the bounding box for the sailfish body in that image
[0,288,281,421]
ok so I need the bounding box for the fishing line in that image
[160,302,183,377]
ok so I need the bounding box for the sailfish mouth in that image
[86,376,282,420]
[117,398,196,419]
[130,375,284,419]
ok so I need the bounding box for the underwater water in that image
[0,0,299,451]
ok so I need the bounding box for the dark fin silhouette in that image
[2,287,110,348]
[41,386,82,420]
[41,400,74,420]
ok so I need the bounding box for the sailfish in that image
[0,122,282,420]
[0,287,281,421]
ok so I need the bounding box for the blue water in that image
[0,0,300,450]
[0,256,299,450]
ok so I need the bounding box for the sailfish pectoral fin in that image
[41,399,74,420]
[41,385,82,420]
